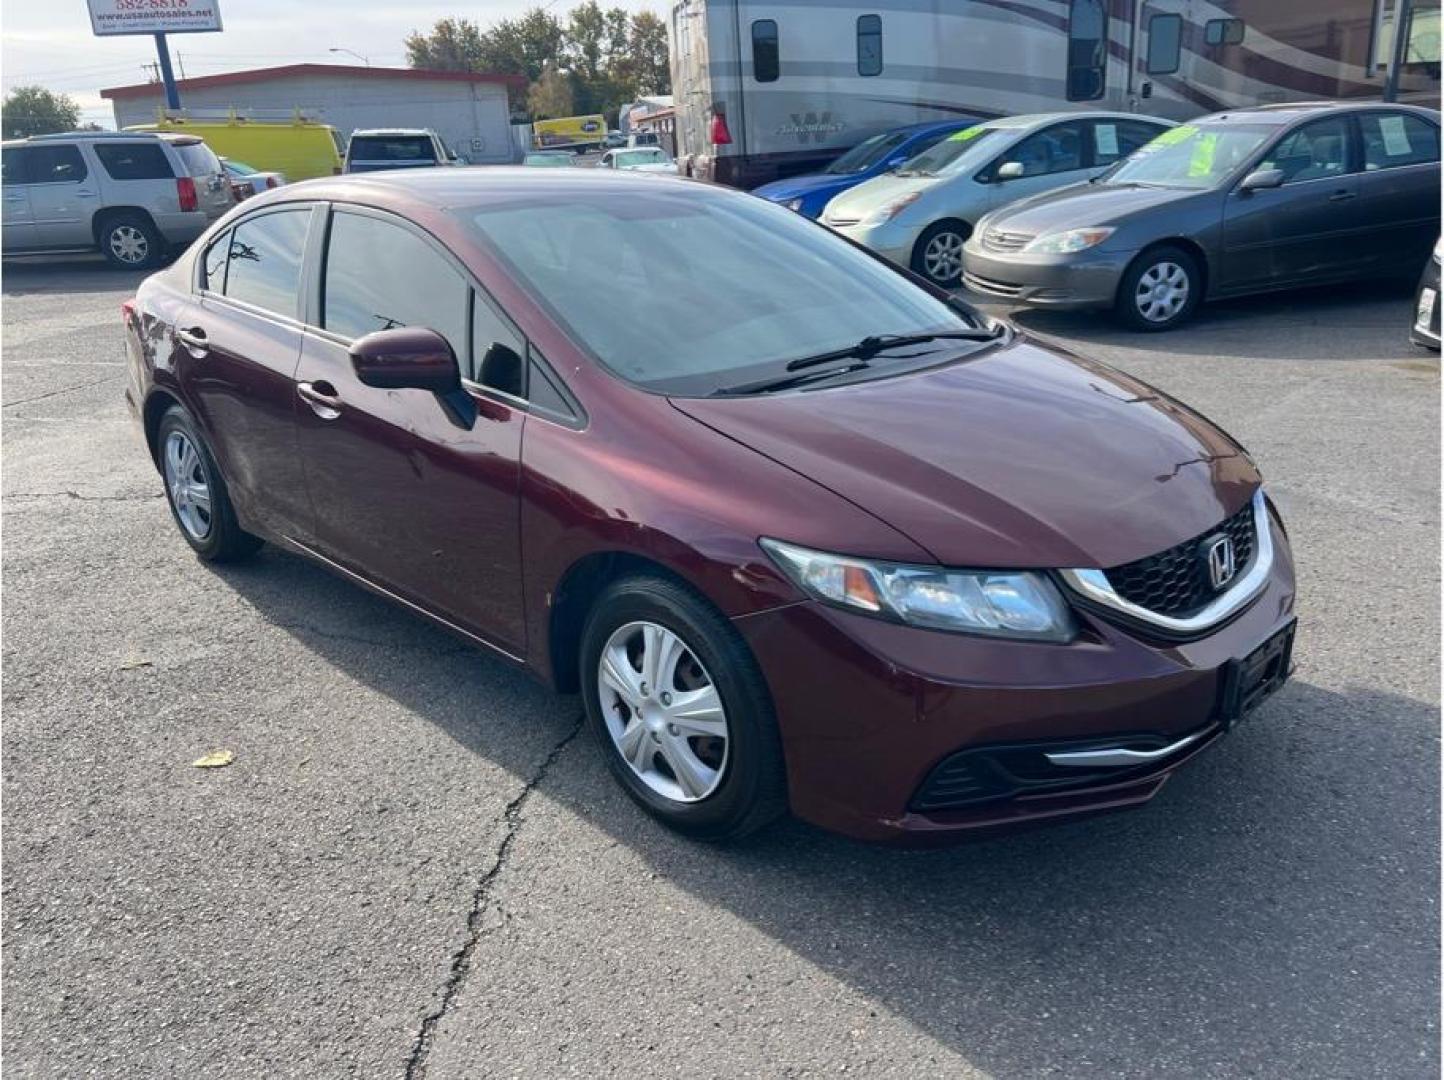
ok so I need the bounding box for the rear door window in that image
[856,14,883,77]
[94,142,173,180]
[752,19,779,83]
[28,145,87,184]
[221,209,311,318]
[322,210,469,364]
[3,146,31,184]
[1359,112,1440,170]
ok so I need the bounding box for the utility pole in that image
[153,32,181,110]
[1383,0,1415,102]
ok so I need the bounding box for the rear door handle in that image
[176,326,209,355]
[1328,189,1357,201]
[297,380,342,420]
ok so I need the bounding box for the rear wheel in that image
[912,221,971,288]
[99,212,165,270]
[1114,245,1202,331]
[580,575,787,841]
[157,405,262,562]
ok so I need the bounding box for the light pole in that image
[329,47,371,67]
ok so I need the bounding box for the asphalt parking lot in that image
[2,256,1438,1078]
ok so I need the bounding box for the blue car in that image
[752,120,979,219]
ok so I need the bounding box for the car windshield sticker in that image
[947,125,987,142]
[1188,133,1219,177]
[1134,124,1195,155]
[1380,115,1413,157]
[1095,123,1119,157]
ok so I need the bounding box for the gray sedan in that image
[961,102,1441,330]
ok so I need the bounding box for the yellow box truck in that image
[532,114,606,152]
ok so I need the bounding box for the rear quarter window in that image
[94,142,174,181]
[174,141,221,177]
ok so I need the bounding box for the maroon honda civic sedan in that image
[122,169,1296,844]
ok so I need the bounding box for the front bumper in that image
[961,241,1132,310]
[826,218,920,270]
[1411,258,1440,350]
[735,515,1296,844]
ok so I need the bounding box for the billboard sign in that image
[87,0,223,36]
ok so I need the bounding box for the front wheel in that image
[911,221,971,288]
[1114,246,1202,331]
[580,575,787,841]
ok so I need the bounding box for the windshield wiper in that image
[710,326,1006,397]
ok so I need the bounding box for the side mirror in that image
[349,326,476,428]
[478,341,524,398]
[995,161,1025,181]
[1239,168,1285,193]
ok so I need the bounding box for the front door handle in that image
[297,380,342,420]
[176,326,209,355]
[1328,189,1357,202]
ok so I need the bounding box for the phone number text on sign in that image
[87,0,223,36]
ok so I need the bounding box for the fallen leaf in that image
[119,658,153,671]
[192,750,234,769]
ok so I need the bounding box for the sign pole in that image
[154,32,181,110]
[1383,0,1414,102]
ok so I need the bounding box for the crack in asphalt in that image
[3,490,162,502]
[404,715,586,1080]
[2,374,124,410]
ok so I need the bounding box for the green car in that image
[524,152,574,168]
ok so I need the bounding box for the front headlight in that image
[862,191,921,226]
[1433,236,1441,264]
[1022,227,1115,254]
[785,197,804,212]
[760,539,1076,642]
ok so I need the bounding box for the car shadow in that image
[2,255,152,296]
[963,277,1425,363]
[210,543,1440,1076]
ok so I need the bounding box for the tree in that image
[404,17,487,72]
[624,12,670,96]
[2,86,81,138]
[528,62,575,120]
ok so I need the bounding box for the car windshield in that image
[895,125,1014,177]
[462,187,978,396]
[352,136,433,161]
[225,159,258,175]
[1105,123,1275,188]
[615,149,669,166]
[824,131,910,174]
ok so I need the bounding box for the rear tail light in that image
[265,176,278,189]
[709,109,733,146]
[121,299,136,323]
[176,176,198,212]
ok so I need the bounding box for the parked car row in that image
[760,101,1441,333]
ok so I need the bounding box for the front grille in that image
[962,272,1024,298]
[981,228,1034,253]
[1103,502,1256,618]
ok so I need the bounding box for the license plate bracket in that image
[1218,619,1296,729]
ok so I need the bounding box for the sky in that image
[2,0,660,126]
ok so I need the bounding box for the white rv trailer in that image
[669,0,1441,188]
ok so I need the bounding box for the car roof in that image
[1193,101,1441,126]
[351,128,435,137]
[982,111,1175,130]
[4,130,202,148]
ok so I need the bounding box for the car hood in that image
[753,172,856,201]
[823,172,937,222]
[984,181,1201,235]
[670,336,1257,569]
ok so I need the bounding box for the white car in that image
[599,147,676,174]
[821,112,1174,287]
[221,158,286,199]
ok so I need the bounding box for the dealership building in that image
[101,64,525,164]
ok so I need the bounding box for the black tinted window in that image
[1006,122,1086,176]
[857,14,882,77]
[174,141,221,177]
[223,210,310,317]
[2,147,30,184]
[471,289,526,387]
[1205,18,1245,46]
[323,212,468,363]
[349,136,434,161]
[1092,120,1167,165]
[752,20,779,83]
[28,144,86,184]
[1147,13,1182,74]
[202,228,231,290]
[1360,112,1439,170]
[94,142,173,180]
[1066,0,1107,100]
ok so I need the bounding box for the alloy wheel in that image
[1134,260,1190,323]
[923,231,965,283]
[163,430,213,541]
[597,620,729,803]
[108,225,150,265]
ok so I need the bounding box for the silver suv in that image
[1,131,234,269]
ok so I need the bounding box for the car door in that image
[1218,115,1368,290]
[292,206,527,653]
[178,205,316,541]
[1354,110,1441,272]
[981,121,1093,210]
[1,146,36,250]
[27,143,99,248]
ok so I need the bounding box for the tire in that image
[1114,245,1202,331]
[98,212,165,270]
[580,575,788,841]
[156,405,263,563]
[911,220,971,288]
